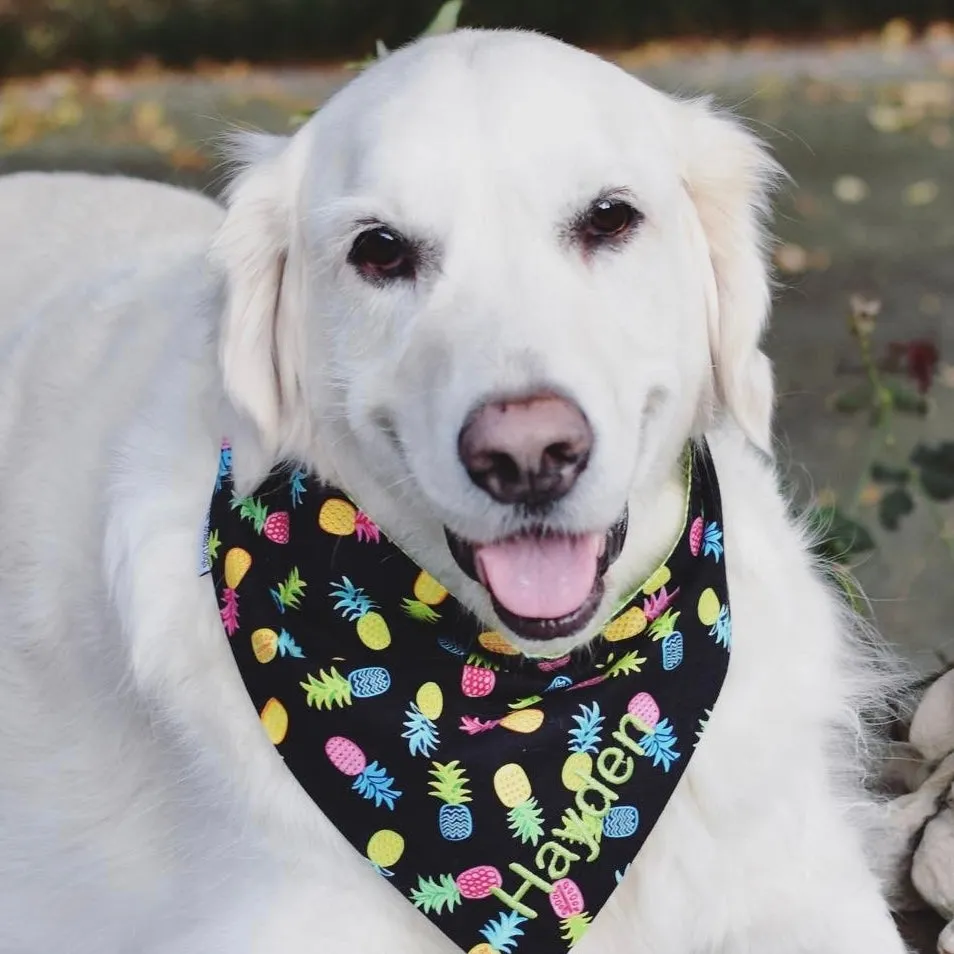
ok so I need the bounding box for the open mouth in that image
[445,509,628,642]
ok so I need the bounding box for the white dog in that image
[0,29,908,954]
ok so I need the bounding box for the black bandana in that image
[202,441,730,953]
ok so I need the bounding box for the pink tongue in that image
[476,534,601,620]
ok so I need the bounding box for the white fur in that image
[0,31,907,954]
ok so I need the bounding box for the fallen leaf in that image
[149,125,179,152]
[833,175,869,203]
[807,248,832,271]
[169,146,209,171]
[929,124,952,147]
[903,179,939,206]
[133,100,164,135]
[859,483,884,507]
[805,82,832,104]
[51,97,82,128]
[775,242,808,274]
[900,80,954,111]
[881,18,914,50]
[939,364,954,389]
[793,191,820,217]
[868,104,906,133]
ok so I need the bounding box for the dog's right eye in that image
[349,227,415,282]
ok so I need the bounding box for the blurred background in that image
[1,6,954,941]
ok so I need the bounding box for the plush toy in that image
[885,668,954,953]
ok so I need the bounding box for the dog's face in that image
[216,31,778,656]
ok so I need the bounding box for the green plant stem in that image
[847,328,896,517]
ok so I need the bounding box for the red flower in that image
[888,339,939,393]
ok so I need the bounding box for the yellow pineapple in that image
[224,547,251,589]
[494,763,532,808]
[357,614,390,650]
[478,630,520,656]
[498,709,544,733]
[416,682,444,721]
[602,606,647,642]
[260,698,288,744]
[562,702,603,791]
[642,565,671,594]
[220,547,252,635]
[251,627,303,663]
[367,829,405,869]
[331,577,391,650]
[493,763,544,845]
[697,587,721,627]
[561,752,593,791]
[468,946,496,954]
[414,570,448,606]
[251,628,278,663]
[318,498,357,536]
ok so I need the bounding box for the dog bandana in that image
[203,441,731,953]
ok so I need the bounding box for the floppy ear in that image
[212,132,307,463]
[676,98,782,455]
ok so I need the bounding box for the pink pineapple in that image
[325,736,401,810]
[627,692,660,731]
[263,511,290,544]
[689,515,704,557]
[550,878,592,945]
[455,865,503,900]
[461,664,496,698]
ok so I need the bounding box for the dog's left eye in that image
[349,227,415,282]
[579,199,641,245]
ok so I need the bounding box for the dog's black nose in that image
[458,393,592,507]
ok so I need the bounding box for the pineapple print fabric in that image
[205,440,731,953]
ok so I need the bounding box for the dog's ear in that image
[212,132,306,462]
[675,98,782,454]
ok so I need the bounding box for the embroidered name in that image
[490,713,650,918]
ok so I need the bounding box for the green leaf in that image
[805,505,875,559]
[421,0,464,36]
[911,441,954,473]
[878,487,915,530]
[911,442,954,501]
[870,461,910,484]
[920,467,954,502]
[831,383,874,413]
[886,382,928,415]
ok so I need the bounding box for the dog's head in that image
[214,30,780,656]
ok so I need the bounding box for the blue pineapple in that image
[602,805,640,838]
[300,666,390,709]
[429,761,473,840]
